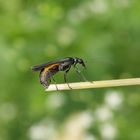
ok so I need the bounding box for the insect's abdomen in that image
[40,70,51,88]
[39,64,59,88]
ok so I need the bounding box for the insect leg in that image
[64,66,72,89]
[48,70,58,91]
[41,79,51,89]
[74,66,88,82]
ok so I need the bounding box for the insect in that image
[32,57,87,89]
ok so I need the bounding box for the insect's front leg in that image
[73,65,88,82]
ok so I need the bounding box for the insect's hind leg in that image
[40,79,51,89]
[48,70,59,91]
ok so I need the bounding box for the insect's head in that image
[74,57,86,68]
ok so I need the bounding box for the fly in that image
[32,57,87,89]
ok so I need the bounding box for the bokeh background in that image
[0,0,140,140]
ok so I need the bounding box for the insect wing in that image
[32,61,60,71]
[32,57,73,71]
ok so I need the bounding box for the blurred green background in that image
[0,0,140,140]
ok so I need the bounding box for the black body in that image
[32,57,86,89]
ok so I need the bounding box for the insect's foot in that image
[67,84,72,90]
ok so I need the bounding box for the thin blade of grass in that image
[46,78,140,92]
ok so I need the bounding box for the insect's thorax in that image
[58,58,74,71]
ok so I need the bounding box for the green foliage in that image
[0,0,140,140]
